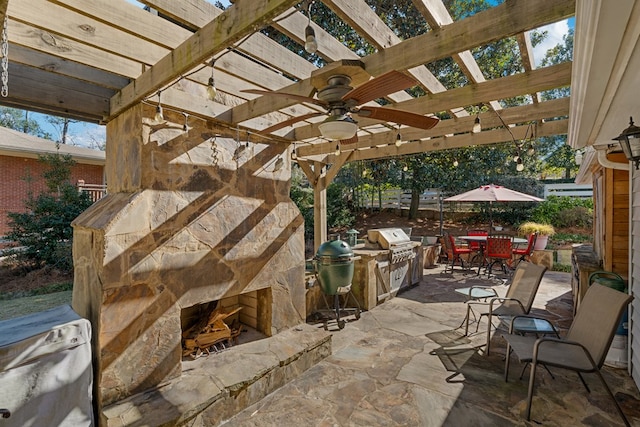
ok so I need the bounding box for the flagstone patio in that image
[218,265,640,427]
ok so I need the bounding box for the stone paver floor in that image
[221,265,640,426]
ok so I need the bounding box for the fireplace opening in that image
[180,289,271,360]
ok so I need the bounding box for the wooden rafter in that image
[109,0,300,119]
[223,0,575,127]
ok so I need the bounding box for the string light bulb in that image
[453,159,459,167]
[154,91,164,122]
[207,61,217,101]
[182,113,189,132]
[395,133,402,147]
[526,142,535,156]
[334,143,341,156]
[291,146,297,160]
[403,165,408,172]
[516,157,524,172]
[304,1,317,54]
[273,156,283,172]
[472,114,481,133]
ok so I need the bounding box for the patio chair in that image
[466,229,488,252]
[464,261,547,355]
[484,235,513,277]
[444,233,475,273]
[512,232,537,265]
[502,283,632,426]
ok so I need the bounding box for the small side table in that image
[455,286,497,300]
[506,316,559,337]
[503,315,560,379]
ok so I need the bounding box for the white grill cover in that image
[0,304,93,427]
[366,228,411,249]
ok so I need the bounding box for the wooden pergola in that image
[0,0,574,247]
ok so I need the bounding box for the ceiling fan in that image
[243,61,439,143]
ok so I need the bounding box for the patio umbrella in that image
[444,184,543,228]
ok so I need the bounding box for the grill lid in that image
[367,228,411,249]
[315,237,353,260]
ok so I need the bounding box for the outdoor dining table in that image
[457,235,527,275]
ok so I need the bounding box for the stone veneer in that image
[71,105,306,417]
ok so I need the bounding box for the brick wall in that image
[0,155,104,236]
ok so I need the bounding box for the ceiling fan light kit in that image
[318,114,358,140]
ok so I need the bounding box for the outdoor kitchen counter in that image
[351,242,423,311]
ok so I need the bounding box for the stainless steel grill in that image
[366,228,416,263]
[362,228,419,301]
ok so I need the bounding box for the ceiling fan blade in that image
[356,107,439,130]
[241,89,327,107]
[342,70,417,105]
[259,112,324,134]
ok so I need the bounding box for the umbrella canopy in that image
[444,184,543,229]
[444,184,543,203]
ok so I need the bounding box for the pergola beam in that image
[223,0,575,127]
[109,0,300,120]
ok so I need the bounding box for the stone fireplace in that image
[71,105,306,418]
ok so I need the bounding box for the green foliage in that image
[530,195,593,227]
[327,182,354,229]
[6,154,94,272]
[290,165,354,240]
[290,165,314,238]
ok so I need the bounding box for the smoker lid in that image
[315,238,353,259]
[367,228,411,249]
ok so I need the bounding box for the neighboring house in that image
[0,126,105,236]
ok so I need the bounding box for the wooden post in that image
[298,154,350,252]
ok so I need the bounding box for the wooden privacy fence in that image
[543,183,593,198]
[356,188,441,210]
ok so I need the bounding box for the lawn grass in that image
[0,290,72,321]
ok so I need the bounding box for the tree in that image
[46,116,79,144]
[0,107,51,139]
[6,153,94,272]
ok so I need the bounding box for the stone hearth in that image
[71,105,307,421]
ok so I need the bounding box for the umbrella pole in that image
[439,193,444,236]
[489,201,493,230]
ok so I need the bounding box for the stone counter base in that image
[102,324,331,426]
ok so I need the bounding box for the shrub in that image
[518,221,556,236]
[531,196,593,226]
[6,153,94,273]
[556,206,592,228]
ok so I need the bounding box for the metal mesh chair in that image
[503,283,633,425]
[512,233,537,265]
[464,261,547,355]
[443,233,475,273]
[485,235,513,277]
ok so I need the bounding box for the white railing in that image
[357,188,441,210]
[77,181,107,202]
[543,183,593,199]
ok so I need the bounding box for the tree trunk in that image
[409,188,420,219]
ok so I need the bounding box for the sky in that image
[35,5,572,149]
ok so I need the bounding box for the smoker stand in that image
[316,284,361,330]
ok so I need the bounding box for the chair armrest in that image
[489,297,525,313]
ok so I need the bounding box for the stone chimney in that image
[71,104,305,414]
